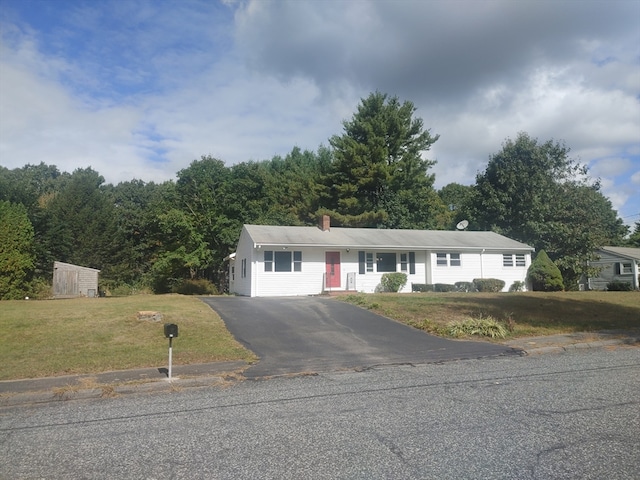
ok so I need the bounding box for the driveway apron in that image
[200,296,519,378]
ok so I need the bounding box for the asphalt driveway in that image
[200,296,519,377]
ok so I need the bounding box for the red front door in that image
[325,252,341,288]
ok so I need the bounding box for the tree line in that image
[1,92,637,299]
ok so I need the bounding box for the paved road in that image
[2,348,638,479]
[200,296,517,377]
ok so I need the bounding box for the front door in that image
[325,252,341,288]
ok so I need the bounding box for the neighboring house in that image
[588,247,640,290]
[53,261,100,299]
[228,216,534,297]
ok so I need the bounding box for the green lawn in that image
[2,291,638,381]
[1,295,256,381]
[338,291,640,338]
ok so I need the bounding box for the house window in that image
[360,251,412,273]
[366,253,374,272]
[241,258,247,278]
[437,253,461,267]
[503,254,526,267]
[231,265,235,281]
[264,250,302,272]
[377,253,397,272]
[616,262,633,275]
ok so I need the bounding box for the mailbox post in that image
[164,323,179,380]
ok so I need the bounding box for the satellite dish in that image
[456,220,469,230]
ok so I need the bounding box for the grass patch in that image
[447,316,509,339]
[1,295,256,381]
[339,291,640,339]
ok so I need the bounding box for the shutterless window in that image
[503,254,514,267]
[437,253,460,267]
[274,251,292,272]
[377,253,396,272]
[515,254,526,267]
[265,250,302,272]
[620,262,633,274]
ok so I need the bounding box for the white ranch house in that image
[228,216,534,297]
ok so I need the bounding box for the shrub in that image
[447,316,508,339]
[606,281,633,291]
[473,278,506,292]
[527,250,564,291]
[411,283,432,292]
[455,281,476,292]
[434,283,457,292]
[173,279,218,295]
[509,281,525,292]
[26,278,52,300]
[380,273,408,292]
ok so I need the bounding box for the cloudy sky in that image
[1,0,639,226]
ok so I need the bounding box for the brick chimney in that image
[319,214,330,231]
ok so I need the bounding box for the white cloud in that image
[1,0,638,225]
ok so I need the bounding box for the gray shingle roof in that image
[243,225,534,251]
[599,246,640,261]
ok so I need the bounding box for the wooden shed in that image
[53,261,101,299]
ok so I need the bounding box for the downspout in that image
[634,260,639,290]
[480,249,485,279]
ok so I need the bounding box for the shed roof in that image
[598,246,640,262]
[53,261,101,272]
[243,225,534,251]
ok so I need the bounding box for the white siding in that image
[229,225,533,296]
[254,248,325,297]
[230,242,428,296]
[482,252,531,291]
[427,251,530,291]
[353,250,427,293]
[231,228,255,297]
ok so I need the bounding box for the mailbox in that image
[164,323,179,338]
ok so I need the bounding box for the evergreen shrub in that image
[381,273,408,292]
[473,278,506,292]
[527,250,564,291]
[455,281,476,292]
[606,281,633,291]
[434,283,457,292]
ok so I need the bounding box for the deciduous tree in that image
[471,132,627,287]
